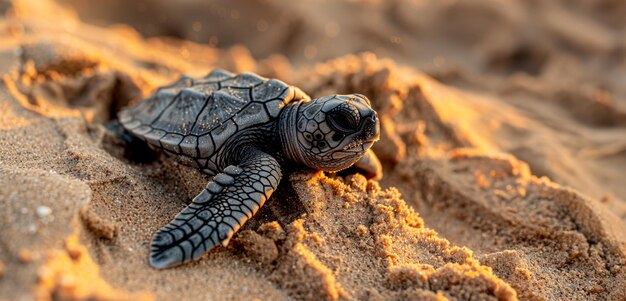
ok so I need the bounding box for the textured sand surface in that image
[1,0,625,300]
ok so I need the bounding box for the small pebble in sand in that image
[79,206,119,240]
[0,260,4,278]
[18,249,35,263]
[36,206,52,218]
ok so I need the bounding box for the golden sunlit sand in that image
[1,0,625,300]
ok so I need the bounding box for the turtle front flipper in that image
[352,149,383,180]
[149,150,282,269]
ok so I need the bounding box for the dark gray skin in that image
[118,69,381,269]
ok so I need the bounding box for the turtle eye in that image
[327,110,358,133]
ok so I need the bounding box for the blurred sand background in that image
[0,0,625,300]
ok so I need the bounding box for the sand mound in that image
[297,54,626,300]
[0,0,625,300]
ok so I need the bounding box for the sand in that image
[0,0,625,300]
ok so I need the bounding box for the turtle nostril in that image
[371,112,378,122]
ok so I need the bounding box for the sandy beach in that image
[0,0,625,300]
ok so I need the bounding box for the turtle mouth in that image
[342,138,377,152]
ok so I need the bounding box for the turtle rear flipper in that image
[149,149,282,269]
[104,119,157,163]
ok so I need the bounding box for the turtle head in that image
[280,94,380,172]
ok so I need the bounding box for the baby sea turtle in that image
[118,69,381,269]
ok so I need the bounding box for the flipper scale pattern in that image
[149,150,281,269]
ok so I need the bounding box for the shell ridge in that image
[189,94,213,136]
[149,92,179,125]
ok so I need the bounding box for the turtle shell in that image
[119,69,309,165]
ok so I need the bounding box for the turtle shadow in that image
[244,177,306,231]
